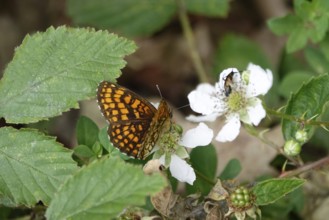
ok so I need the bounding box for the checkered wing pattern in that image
[97,81,171,159]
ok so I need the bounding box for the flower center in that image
[157,124,182,153]
[227,91,246,112]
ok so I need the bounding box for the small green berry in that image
[284,139,302,156]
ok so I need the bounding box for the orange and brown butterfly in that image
[97,81,172,159]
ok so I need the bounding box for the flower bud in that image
[284,140,302,156]
[295,130,308,143]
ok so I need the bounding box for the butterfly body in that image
[97,81,171,159]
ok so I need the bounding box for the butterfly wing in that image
[97,81,158,158]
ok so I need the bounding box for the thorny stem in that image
[245,125,302,166]
[279,156,329,178]
[264,105,329,127]
[176,0,208,83]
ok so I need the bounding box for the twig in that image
[176,0,208,83]
[279,156,329,178]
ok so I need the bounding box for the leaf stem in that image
[279,156,329,178]
[264,105,329,127]
[176,0,208,83]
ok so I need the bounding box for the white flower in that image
[154,123,213,185]
[187,63,273,142]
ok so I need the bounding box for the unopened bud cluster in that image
[284,129,308,157]
[229,186,254,210]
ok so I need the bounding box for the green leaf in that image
[0,26,136,124]
[186,0,229,17]
[46,157,166,220]
[268,0,329,53]
[0,127,78,206]
[305,46,329,74]
[67,0,177,37]
[278,71,313,99]
[268,14,299,36]
[76,116,99,147]
[219,158,241,180]
[213,34,271,76]
[74,145,95,158]
[261,188,304,220]
[282,74,329,141]
[187,144,217,195]
[253,178,305,206]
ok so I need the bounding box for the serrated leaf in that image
[253,178,305,206]
[219,158,241,180]
[186,0,229,17]
[67,0,177,37]
[187,144,217,195]
[0,26,136,124]
[268,0,329,53]
[46,157,166,220]
[0,127,78,207]
[282,74,329,141]
[76,116,99,147]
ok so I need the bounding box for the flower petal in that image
[188,83,217,115]
[169,155,196,185]
[246,63,273,97]
[246,98,266,126]
[180,123,214,148]
[186,113,219,122]
[215,114,241,142]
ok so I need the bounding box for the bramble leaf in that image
[282,74,329,141]
[46,156,166,220]
[0,127,78,206]
[0,26,136,123]
[67,0,176,37]
[253,178,305,206]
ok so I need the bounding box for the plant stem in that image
[176,0,208,83]
[279,156,329,178]
[264,105,329,127]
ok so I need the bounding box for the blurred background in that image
[1,0,327,183]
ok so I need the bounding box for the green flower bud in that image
[284,140,302,156]
[295,130,308,143]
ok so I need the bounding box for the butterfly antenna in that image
[176,103,190,110]
[156,84,163,99]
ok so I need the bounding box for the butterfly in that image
[97,81,172,159]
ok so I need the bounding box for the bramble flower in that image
[187,63,273,142]
[151,122,213,185]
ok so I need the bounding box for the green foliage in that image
[76,116,100,147]
[253,178,305,206]
[282,74,329,141]
[304,46,329,74]
[45,157,166,220]
[0,127,78,207]
[0,26,136,124]
[213,34,271,76]
[187,144,217,195]
[219,158,241,180]
[278,71,313,99]
[261,187,304,220]
[67,0,177,37]
[268,0,329,53]
[186,0,229,17]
